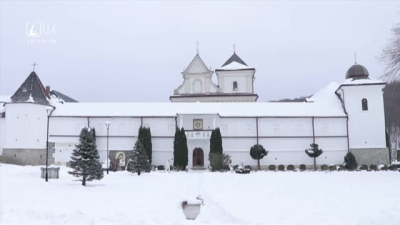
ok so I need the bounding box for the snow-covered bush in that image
[278,165,285,171]
[378,164,388,171]
[299,164,307,171]
[286,165,294,171]
[338,165,345,171]
[388,164,398,171]
[344,152,357,170]
[235,165,250,174]
[268,165,276,171]
[329,165,336,171]
[305,143,323,170]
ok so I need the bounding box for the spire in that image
[196,41,199,55]
[221,52,248,67]
[354,52,357,64]
[11,71,50,105]
[233,43,236,53]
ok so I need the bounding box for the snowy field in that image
[1,164,399,225]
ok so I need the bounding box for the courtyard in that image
[0,163,399,225]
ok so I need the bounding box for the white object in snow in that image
[181,200,201,220]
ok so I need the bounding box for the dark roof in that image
[346,64,369,80]
[50,90,78,102]
[11,71,49,105]
[222,52,248,67]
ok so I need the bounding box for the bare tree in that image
[381,23,400,81]
[383,81,400,161]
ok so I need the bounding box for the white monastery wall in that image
[4,104,48,149]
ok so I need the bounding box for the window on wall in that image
[362,98,368,111]
[233,81,238,91]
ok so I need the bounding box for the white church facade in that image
[0,52,390,168]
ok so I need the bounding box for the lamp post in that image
[105,121,111,174]
[45,106,53,182]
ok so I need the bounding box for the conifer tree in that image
[173,127,181,168]
[128,139,151,175]
[69,127,104,186]
[305,143,323,170]
[250,144,268,170]
[138,126,153,165]
[173,127,188,170]
[180,127,188,169]
[210,128,223,154]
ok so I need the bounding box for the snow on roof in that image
[307,82,340,103]
[341,78,386,86]
[0,95,10,114]
[219,61,252,70]
[51,100,345,118]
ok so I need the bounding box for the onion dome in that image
[346,64,369,80]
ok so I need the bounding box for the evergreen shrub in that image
[321,164,329,171]
[369,164,378,171]
[287,165,295,171]
[360,165,368,170]
[268,165,276,171]
[299,164,307,171]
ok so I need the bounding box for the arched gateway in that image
[192,148,204,167]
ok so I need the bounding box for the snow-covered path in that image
[1,164,399,225]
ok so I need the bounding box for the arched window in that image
[362,98,368,111]
[233,81,238,91]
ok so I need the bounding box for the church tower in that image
[336,63,389,165]
[170,50,258,102]
[2,71,55,165]
[215,52,258,101]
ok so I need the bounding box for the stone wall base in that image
[1,148,54,165]
[350,148,390,166]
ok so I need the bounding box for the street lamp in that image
[105,121,111,174]
[45,106,54,182]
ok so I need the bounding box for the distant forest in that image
[274,81,400,160]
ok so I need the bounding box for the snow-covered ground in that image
[1,164,399,225]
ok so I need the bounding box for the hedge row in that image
[263,164,399,171]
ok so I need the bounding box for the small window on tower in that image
[233,81,238,91]
[362,98,368,111]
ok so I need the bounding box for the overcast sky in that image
[0,1,399,102]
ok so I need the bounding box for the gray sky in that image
[0,1,399,102]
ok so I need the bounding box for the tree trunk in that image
[313,157,316,171]
[82,175,86,186]
[257,159,260,171]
